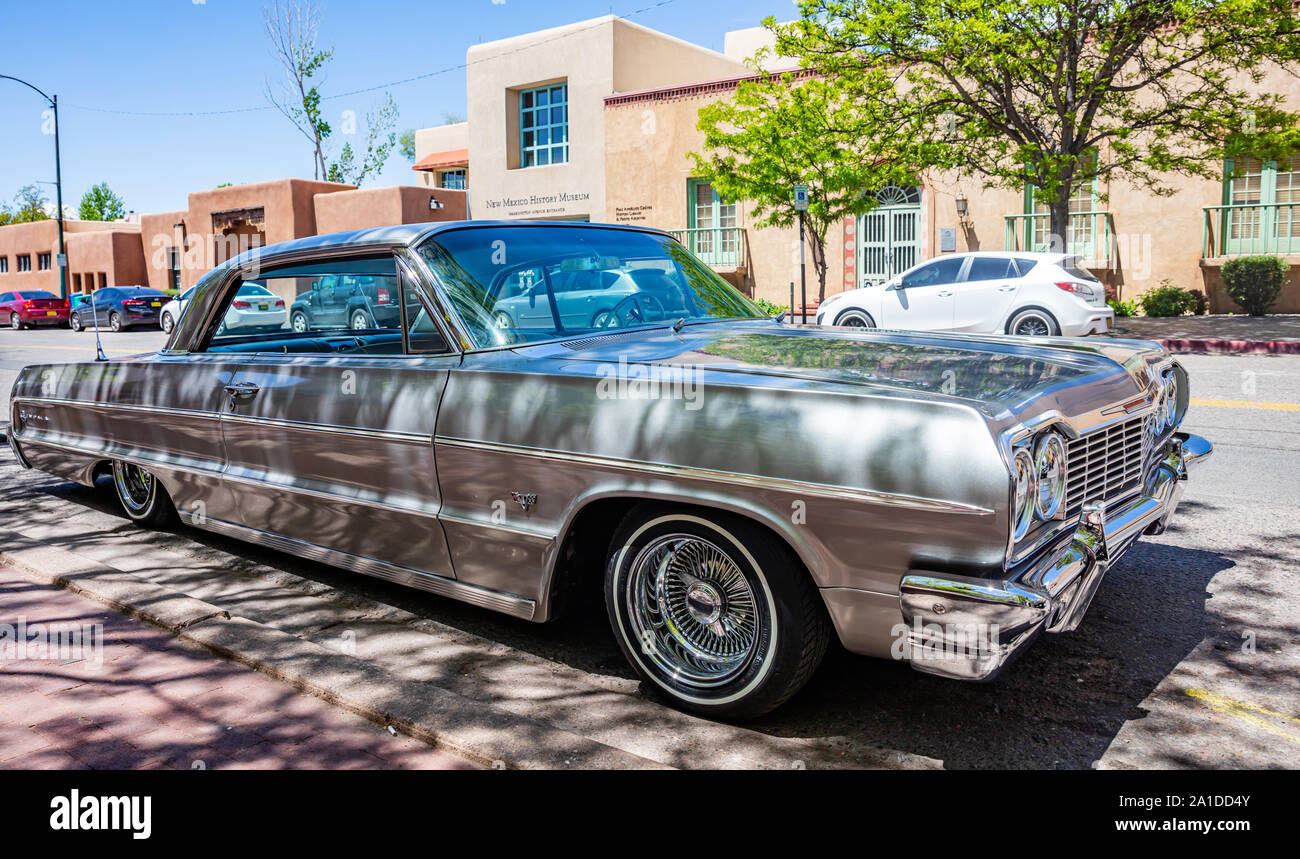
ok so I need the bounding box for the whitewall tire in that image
[605,505,829,719]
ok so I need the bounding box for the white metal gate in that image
[859,186,922,287]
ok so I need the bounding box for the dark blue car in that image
[69,286,169,332]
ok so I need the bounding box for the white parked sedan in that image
[816,251,1115,337]
[161,283,287,335]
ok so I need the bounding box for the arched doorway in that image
[858,185,922,287]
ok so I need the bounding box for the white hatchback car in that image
[816,251,1114,337]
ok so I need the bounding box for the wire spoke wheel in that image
[112,461,154,514]
[626,534,760,689]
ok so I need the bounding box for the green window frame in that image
[519,83,568,168]
[1022,152,1100,256]
[685,179,739,266]
[1220,155,1300,254]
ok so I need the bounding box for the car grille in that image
[1065,415,1146,514]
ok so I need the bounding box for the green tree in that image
[4,185,50,223]
[691,63,934,300]
[774,0,1300,251]
[398,128,417,162]
[328,93,399,186]
[78,182,126,221]
[265,0,335,180]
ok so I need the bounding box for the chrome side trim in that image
[12,396,431,446]
[436,511,556,541]
[13,432,443,521]
[435,436,995,515]
[178,510,536,620]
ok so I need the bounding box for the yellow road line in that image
[0,344,142,356]
[1185,688,1300,746]
[1190,398,1300,412]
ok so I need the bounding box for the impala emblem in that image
[510,491,538,512]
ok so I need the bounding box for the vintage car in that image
[7,222,1211,718]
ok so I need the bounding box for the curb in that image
[1153,338,1300,355]
[0,531,668,770]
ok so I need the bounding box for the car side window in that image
[901,257,964,288]
[0,293,12,303]
[965,257,1017,282]
[1013,258,1040,277]
[199,255,450,357]
[401,268,450,354]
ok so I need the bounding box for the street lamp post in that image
[1,75,68,300]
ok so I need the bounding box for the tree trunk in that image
[808,226,829,302]
[1048,177,1072,255]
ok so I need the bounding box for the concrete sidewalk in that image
[0,462,937,770]
[1105,314,1300,353]
[0,564,478,770]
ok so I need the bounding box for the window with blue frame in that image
[519,83,568,167]
[439,169,467,190]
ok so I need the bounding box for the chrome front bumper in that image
[898,432,1212,681]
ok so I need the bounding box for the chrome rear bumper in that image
[898,432,1211,681]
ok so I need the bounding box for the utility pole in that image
[1,76,68,299]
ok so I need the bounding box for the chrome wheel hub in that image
[1016,316,1050,336]
[113,462,153,513]
[626,534,760,689]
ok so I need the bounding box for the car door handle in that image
[223,382,260,409]
[937,290,953,298]
[998,285,1016,292]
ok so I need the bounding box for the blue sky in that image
[0,0,792,216]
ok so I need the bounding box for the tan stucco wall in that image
[604,89,843,305]
[412,123,470,189]
[464,16,747,223]
[313,185,467,234]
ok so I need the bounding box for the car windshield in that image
[415,225,763,348]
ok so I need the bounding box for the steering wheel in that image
[611,294,666,327]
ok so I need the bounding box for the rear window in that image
[237,284,274,297]
[1061,258,1099,281]
[20,291,58,300]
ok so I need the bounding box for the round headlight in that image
[1012,448,1036,540]
[1034,433,1067,520]
[1163,374,1177,427]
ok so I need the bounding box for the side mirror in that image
[774,310,787,323]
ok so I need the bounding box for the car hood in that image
[538,321,1163,418]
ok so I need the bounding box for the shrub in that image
[1189,289,1209,316]
[1221,255,1287,316]
[1108,298,1139,317]
[1137,280,1200,317]
[752,297,787,317]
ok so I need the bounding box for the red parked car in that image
[0,290,70,329]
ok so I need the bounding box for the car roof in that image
[223,220,671,272]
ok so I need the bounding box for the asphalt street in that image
[1,323,1296,768]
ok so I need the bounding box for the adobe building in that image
[0,176,469,300]
[415,14,1300,314]
[426,16,749,223]
[0,219,145,297]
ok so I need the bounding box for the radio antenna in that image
[90,292,107,362]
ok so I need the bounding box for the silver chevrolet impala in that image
[7,222,1212,718]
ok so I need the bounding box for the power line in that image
[62,1,679,118]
